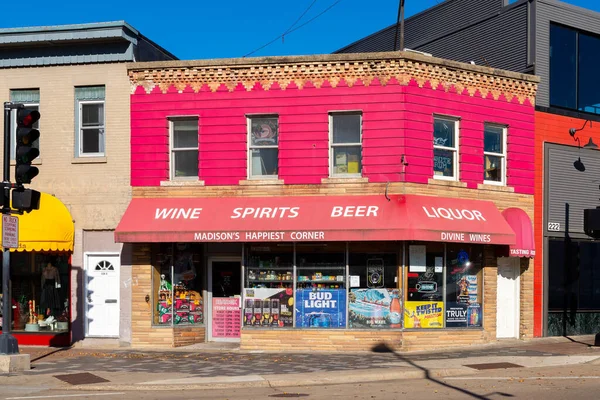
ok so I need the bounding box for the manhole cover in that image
[54,372,109,385]
[269,394,309,398]
[464,362,524,370]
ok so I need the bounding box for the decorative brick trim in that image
[128,53,538,105]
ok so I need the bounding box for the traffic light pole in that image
[0,102,19,355]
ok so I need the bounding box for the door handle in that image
[105,299,117,304]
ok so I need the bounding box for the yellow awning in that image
[1,192,74,252]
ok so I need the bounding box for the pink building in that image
[116,52,539,350]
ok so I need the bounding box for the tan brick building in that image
[0,22,175,346]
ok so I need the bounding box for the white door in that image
[496,257,520,339]
[85,253,120,337]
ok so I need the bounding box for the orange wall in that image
[534,111,600,336]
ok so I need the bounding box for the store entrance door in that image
[85,253,120,337]
[496,257,520,339]
[208,258,242,342]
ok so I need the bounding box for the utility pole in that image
[0,102,19,355]
[394,0,406,51]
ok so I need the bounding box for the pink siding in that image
[130,78,535,193]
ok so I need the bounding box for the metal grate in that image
[464,362,524,370]
[54,372,110,385]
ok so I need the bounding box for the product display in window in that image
[153,243,204,326]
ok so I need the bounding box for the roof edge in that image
[0,20,138,35]
[126,51,540,83]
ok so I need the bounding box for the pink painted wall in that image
[130,78,535,194]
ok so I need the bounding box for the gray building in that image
[337,0,600,337]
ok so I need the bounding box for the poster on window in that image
[404,301,444,329]
[243,288,293,327]
[446,302,482,328]
[295,289,346,328]
[407,266,443,302]
[349,289,402,329]
[367,258,384,288]
[251,118,278,146]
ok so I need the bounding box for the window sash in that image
[78,100,105,156]
[483,125,506,184]
[433,118,459,180]
[169,119,199,180]
[248,116,279,179]
[330,113,362,177]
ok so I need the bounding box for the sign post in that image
[1,103,19,355]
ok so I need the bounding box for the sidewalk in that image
[1,335,599,392]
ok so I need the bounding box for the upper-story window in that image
[550,23,600,115]
[10,89,40,160]
[75,86,105,157]
[330,112,362,177]
[433,116,459,180]
[483,124,506,185]
[170,118,199,180]
[248,115,279,179]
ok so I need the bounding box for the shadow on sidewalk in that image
[371,343,514,400]
[563,336,596,348]
[30,346,73,363]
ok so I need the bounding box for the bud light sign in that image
[295,289,346,328]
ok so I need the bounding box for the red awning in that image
[115,194,516,245]
[502,207,535,258]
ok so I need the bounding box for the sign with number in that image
[547,222,560,232]
[2,215,18,248]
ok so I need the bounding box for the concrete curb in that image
[56,367,477,391]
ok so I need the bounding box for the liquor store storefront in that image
[115,194,534,350]
[0,193,75,346]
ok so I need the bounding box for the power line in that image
[243,0,343,58]
[283,0,318,39]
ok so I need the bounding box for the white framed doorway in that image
[207,257,242,342]
[85,252,120,337]
[496,257,520,339]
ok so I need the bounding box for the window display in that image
[445,244,483,328]
[0,253,70,333]
[243,244,293,328]
[153,243,204,326]
[348,244,401,329]
[295,243,346,328]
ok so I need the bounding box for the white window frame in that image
[483,123,507,186]
[433,116,460,181]
[78,100,105,157]
[329,111,363,178]
[247,115,279,180]
[10,102,39,160]
[169,117,199,181]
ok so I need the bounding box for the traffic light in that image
[15,109,40,184]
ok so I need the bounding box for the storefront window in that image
[1,253,70,333]
[445,244,484,328]
[243,243,294,328]
[405,243,444,329]
[348,242,401,329]
[152,243,204,327]
[295,243,346,328]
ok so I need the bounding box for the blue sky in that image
[1,0,600,60]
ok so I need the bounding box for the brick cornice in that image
[128,52,538,105]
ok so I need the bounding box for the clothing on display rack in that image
[40,263,61,317]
